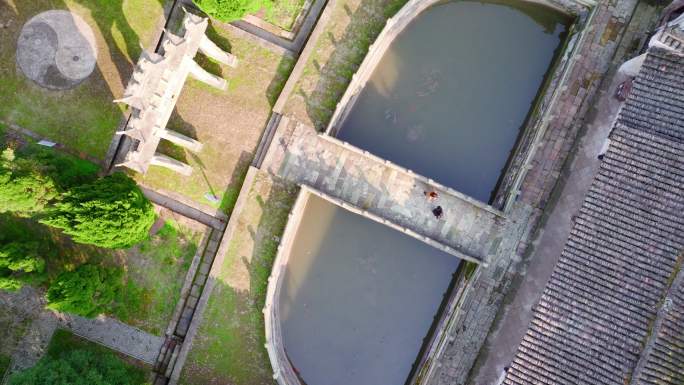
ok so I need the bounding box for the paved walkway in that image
[1,287,164,370]
[263,119,503,262]
[471,67,631,385]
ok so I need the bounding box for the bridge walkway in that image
[262,118,504,263]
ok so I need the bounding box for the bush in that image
[0,148,58,215]
[8,349,145,385]
[193,0,272,22]
[41,172,155,249]
[46,264,123,318]
[0,241,46,291]
[18,145,98,190]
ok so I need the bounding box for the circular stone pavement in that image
[17,10,97,90]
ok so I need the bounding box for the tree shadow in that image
[1,0,165,160]
[219,151,253,215]
[267,56,296,107]
[178,176,297,384]
[74,0,168,82]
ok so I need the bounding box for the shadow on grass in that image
[0,0,163,159]
[180,176,298,385]
[267,56,296,107]
[219,151,253,215]
[298,0,409,130]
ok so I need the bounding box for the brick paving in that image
[263,118,504,263]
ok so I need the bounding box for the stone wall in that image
[324,0,443,135]
[419,1,642,384]
[263,188,310,385]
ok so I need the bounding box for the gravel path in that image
[0,287,164,371]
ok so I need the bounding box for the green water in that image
[338,0,570,203]
[279,195,460,385]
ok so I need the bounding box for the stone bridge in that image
[262,118,504,264]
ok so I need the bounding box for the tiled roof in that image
[634,280,684,385]
[503,48,684,385]
[617,49,684,141]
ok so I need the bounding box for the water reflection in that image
[338,0,570,203]
[279,195,460,385]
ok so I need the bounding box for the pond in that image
[278,195,461,385]
[336,0,570,203]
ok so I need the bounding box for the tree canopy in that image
[8,349,145,385]
[0,148,58,215]
[0,241,46,291]
[193,0,271,22]
[41,172,155,249]
[46,264,123,318]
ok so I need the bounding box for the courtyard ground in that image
[0,0,165,159]
[134,22,294,213]
[179,171,298,385]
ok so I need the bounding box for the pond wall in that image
[324,0,591,212]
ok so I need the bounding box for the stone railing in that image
[317,133,504,219]
[264,184,484,385]
[264,189,311,385]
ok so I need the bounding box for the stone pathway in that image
[1,287,164,371]
[140,187,227,231]
[471,58,636,385]
[263,119,503,263]
[420,1,648,384]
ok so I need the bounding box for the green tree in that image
[8,349,145,385]
[41,172,155,249]
[193,0,271,22]
[0,241,46,291]
[0,148,58,215]
[46,265,123,318]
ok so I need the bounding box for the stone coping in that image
[317,133,505,218]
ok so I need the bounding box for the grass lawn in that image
[0,212,202,336]
[0,0,164,159]
[0,135,203,335]
[283,0,408,130]
[262,0,307,31]
[111,219,203,335]
[135,23,294,213]
[0,354,10,378]
[180,171,298,385]
[41,329,149,378]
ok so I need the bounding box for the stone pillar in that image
[150,154,193,176]
[199,35,238,67]
[187,58,227,90]
[161,129,203,152]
